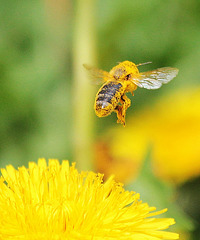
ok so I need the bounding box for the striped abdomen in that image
[95,81,123,117]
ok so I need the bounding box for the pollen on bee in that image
[102,102,109,108]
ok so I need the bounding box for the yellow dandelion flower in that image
[0,159,178,240]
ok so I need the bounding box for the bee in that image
[84,60,179,126]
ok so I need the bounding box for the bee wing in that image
[131,67,179,89]
[83,64,112,84]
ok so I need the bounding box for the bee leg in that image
[114,105,125,126]
[114,95,131,126]
[120,94,131,121]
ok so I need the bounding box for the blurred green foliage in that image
[0,0,72,167]
[0,0,200,239]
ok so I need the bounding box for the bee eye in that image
[126,74,131,79]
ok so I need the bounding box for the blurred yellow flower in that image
[95,87,200,184]
[0,159,179,240]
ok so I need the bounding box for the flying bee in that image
[83,60,179,126]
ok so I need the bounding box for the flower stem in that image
[72,0,97,170]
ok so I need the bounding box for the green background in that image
[0,0,200,239]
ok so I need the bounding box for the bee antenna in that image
[136,61,152,67]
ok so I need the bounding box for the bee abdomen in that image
[95,81,123,117]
